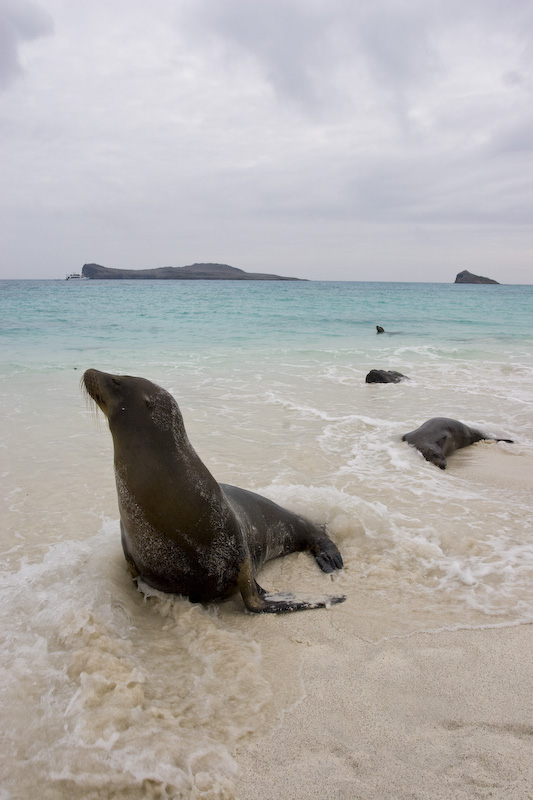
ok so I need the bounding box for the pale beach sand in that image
[236,625,532,799]
[234,451,533,800]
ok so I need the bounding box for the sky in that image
[0,0,532,282]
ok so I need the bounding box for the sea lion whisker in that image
[80,375,106,427]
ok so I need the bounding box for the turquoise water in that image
[1,279,533,799]
[2,279,532,366]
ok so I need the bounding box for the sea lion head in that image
[420,445,447,470]
[82,369,184,436]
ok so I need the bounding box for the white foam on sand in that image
[0,523,271,800]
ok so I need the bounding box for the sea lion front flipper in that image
[237,558,346,614]
[307,533,344,573]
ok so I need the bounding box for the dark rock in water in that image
[81,263,304,281]
[365,369,408,384]
[454,270,499,285]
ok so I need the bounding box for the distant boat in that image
[65,273,86,280]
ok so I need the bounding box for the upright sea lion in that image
[376,326,385,334]
[402,417,513,469]
[83,369,345,613]
[366,369,408,384]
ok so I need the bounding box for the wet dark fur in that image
[402,417,513,469]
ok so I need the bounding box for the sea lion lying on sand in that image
[83,369,345,613]
[402,417,514,469]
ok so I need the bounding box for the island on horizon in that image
[81,263,305,281]
[454,270,500,285]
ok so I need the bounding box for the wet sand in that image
[235,451,533,800]
[236,624,532,799]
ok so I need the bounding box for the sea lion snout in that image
[82,368,107,412]
[83,368,126,417]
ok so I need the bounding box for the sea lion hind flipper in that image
[257,590,347,613]
[237,558,346,614]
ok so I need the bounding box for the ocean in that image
[1,278,532,799]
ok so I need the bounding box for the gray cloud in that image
[177,0,532,122]
[177,0,440,119]
[0,0,53,89]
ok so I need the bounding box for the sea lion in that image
[366,369,408,384]
[376,326,385,334]
[82,369,345,613]
[402,417,513,469]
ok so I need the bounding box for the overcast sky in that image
[1,0,532,281]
